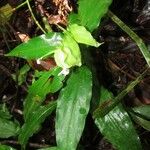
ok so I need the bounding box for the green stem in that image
[93,67,149,118]
[56,24,66,32]
[26,0,46,34]
[13,0,52,33]
[108,10,150,67]
[12,0,32,12]
[42,16,52,32]
[13,1,27,11]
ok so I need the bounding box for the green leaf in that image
[48,72,65,93]
[0,118,20,138]
[24,67,64,121]
[0,4,13,24]
[0,104,12,119]
[54,34,81,68]
[6,33,62,59]
[56,66,92,150]
[94,87,142,150]
[12,64,30,85]
[132,105,150,119]
[0,104,20,138]
[68,24,100,47]
[19,101,56,146]
[0,145,16,150]
[130,105,150,131]
[78,0,112,31]
[68,13,80,25]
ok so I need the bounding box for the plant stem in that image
[13,0,52,33]
[42,16,52,32]
[26,0,46,34]
[108,10,150,67]
[13,1,27,11]
[12,0,32,12]
[93,67,149,118]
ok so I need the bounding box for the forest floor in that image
[0,0,150,149]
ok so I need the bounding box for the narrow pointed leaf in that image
[24,67,64,121]
[78,0,112,31]
[131,115,150,131]
[6,33,62,59]
[130,105,150,131]
[19,101,56,146]
[94,87,142,150]
[68,24,100,47]
[132,105,150,119]
[56,66,92,150]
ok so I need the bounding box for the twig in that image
[26,0,46,34]
[13,1,28,11]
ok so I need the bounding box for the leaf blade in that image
[0,118,20,138]
[6,33,62,59]
[0,104,20,138]
[78,0,112,31]
[54,34,81,69]
[94,87,142,150]
[0,145,16,150]
[130,105,150,131]
[24,67,64,121]
[68,24,100,47]
[19,101,56,146]
[56,66,92,150]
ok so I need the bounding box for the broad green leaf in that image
[94,87,142,150]
[54,34,81,68]
[56,66,92,150]
[19,101,56,146]
[78,0,112,31]
[24,67,64,121]
[6,33,62,59]
[130,105,150,131]
[0,145,16,150]
[0,118,20,138]
[68,24,100,47]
